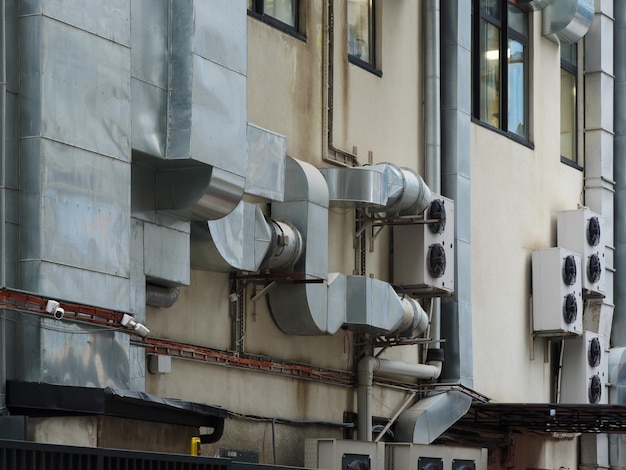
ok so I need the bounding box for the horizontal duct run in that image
[320,164,432,215]
[543,0,594,44]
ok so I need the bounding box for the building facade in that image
[1,0,625,469]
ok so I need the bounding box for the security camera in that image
[120,314,150,337]
[45,300,65,319]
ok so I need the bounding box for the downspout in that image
[357,354,443,441]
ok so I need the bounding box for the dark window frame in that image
[560,43,581,169]
[248,0,306,42]
[347,0,382,77]
[471,0,530,144]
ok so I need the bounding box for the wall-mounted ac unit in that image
[557,209,605,296]
[392,195,455,296]
[560,330,608,404]
[532,247,583,337]
[305,439,385,470]
[384,443,487,470]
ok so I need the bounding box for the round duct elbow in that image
[146,284,181,308]
[391,297,429,338]
[542,0,594,44]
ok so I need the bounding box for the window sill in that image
[560,156,583,171]
[247,10,307,42]
[348,55,383,77]
[471,117,534,150]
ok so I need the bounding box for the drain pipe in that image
[358,353,443,441]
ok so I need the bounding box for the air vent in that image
[563,254,577,286]
[587,254,602,283]
[343,454,371,470]
[563,293,578,324]
[427,244,446,278]
[587,216,601,246]
[588,337,602,367]
[589,374,602,404]
[427,199,446,234]
[452,461,476,470]
[418,457,443,470]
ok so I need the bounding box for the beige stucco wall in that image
[471,14,584,403]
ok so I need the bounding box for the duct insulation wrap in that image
[320,164,431,214]
[146,284,180,308]
[395,390,472,444]
[543,0,594,44]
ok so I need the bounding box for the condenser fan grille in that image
[587,216,601,246]
[589,374,602,404]
[587,254,602,283]
[428,243,446,278]
[588,337,602,367]
[562,255,577,286]
[562,293,578,324]
[427,199,447,234]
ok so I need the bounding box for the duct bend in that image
[357,354,443,441]
[543,0,594,44]
[146,284,181,308]
[320,164,431,214]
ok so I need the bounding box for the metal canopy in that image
[6,381,228,443]
[448,402,626,437]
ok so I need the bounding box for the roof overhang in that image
[6,381,228,444]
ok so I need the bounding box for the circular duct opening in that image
[562,293,578,324]
[428,244,446,278]
[588,337,602,368]
[428,199,446,234]
[589,374,602,404]
[587,216,601,247]
[562,255,577,286]
[587,254,602,283]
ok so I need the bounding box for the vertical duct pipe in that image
[0,0,6,414]
[438,0,473,388]
[611,3,626,468]
[423,0,441,351]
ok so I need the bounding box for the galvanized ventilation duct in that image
[517,0,554,10]
[543,0,594,44]
[267,157,429,337]
[320,164,432,215]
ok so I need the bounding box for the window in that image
[561,43,578,164]
[348,0,380,75]
[472,1,529,141]
[248,0,303,37]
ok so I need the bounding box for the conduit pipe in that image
[357,355,443,441]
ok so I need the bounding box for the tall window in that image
[248,0,301,35]
[472,1,529,141]
[561,43,578,164]
[348,0,378,73]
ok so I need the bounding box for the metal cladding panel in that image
[192,201,272,272]
[543,0,594,44]
[188,56,247,174]
[131,0,168,87]
[19,0,130,46]
[16,318,130,389]
[131,79,167,158]
[245,124,286,202]
[194,0,247,75]
[20,16,131,161]
[21,139,131,277]
[143,222,190,286]
[19,261,130,312]
[6,0,19,92]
